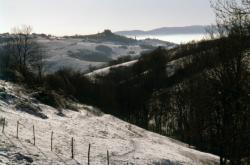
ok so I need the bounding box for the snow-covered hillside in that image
[39,37,142,72]
[0,32,174,74]
[36,34,174,74]
[0,80,219,165]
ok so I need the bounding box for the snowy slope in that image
[0,80,219,165]
[85,60,138,77]
[37,37,173,74]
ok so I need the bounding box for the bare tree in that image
[211,0,250,37]
[10,25,32,72]
[4,25,44,80]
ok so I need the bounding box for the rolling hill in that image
[0,31,175,74]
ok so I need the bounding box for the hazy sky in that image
[0,0,215,35]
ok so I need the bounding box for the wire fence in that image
[0,117,131,165]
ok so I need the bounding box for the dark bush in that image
[15,102,48,119]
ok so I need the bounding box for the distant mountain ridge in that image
[116,25,209,36]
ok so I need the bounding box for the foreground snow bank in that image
[0,80,219,165]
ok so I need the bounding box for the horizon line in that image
[0,24,210,37]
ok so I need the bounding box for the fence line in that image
[0,117,131,165]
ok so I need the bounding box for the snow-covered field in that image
[0,80,219,165]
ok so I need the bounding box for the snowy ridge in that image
[0,80,219,165]
[85,57,184,78]
[85,60,138,77]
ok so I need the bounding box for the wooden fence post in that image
[2,118,5,133]
[71,137,74,159]
[88,143,91,165]
[16,121,19,139]
[107,150,109,165]
[33,125,35,145]
[51,131,53,151]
